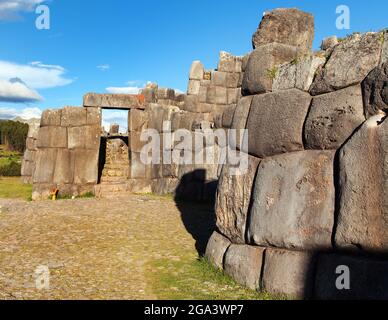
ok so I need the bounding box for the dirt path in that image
[0,195,210,300]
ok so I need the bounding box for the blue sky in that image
[0,0,387,128]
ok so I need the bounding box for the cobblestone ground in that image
[0,195,209,300]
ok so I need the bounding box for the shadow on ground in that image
[174,170,218,256]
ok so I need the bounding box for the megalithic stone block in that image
[189,61,204,80]
[73,149,99,185]
[262,248,316,299]
[273,54,326,92]
[230,96,253,151]
[41,109,62,127]
[53,149,75,184]
[304,85,366,150]
[205,231,231,270]
[310,33,383,95]
[61,107,87,127]
[252,8,314,53]
[33,148,58,183]
[216,155,261,244]
[362,62,388,119]
[224,245,265,290]
[83,93,146,109]
[248,150,336,251]
[242,43,298,95]
[37,126,67,149]
[335,113,388,253]
[246,89,311,158]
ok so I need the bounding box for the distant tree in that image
[0,120,29,153]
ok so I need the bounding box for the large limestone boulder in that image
[229,96,252,151]
[53,149,75,184]
[247,150,335,250]
[315,254,388,300]
[310,33,383,95]
[205,232,231,270]
[362,62,388,118]
[216,155,261,244]
[252,8,314,53]
[262,248,316,299]
[273,54,326,92]
[304,85,365,150]
[189,61,204,80]
[41,109,61,127]
[242,43,298,95]
[335,113,388,253]
[224,245,265,290]
[61,107,87,127]
[33,149,58,183]
[37,126,67,149]
[246,89,311,158]
[73,149,99,185]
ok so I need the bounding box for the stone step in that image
[100,176,128,183]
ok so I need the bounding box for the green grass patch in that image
[0,177,32,200]
[146,256,285,300]
[0,146,23,177]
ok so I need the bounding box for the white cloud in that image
[0,0,46,20]
[97,64,110,71]
[105,86,142,95]
[0,78,42,102]
[0,106,42,120]
[105,80,146,95]
[0,60,73,89]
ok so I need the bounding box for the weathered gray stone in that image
[198,85,208,103]
[273,54,326,92]
[157,88,175,100]
[242,43,298,95]
[262,248,315,299]
[187,80,201,95]
[207,86,228,105]
[218,52,239,73]
[27,124,40,139]
[183,94,199,113]
[33,149,58,183]
[141,87,157,103]
[21,160,34,177]
[86,107,101,125]
[226,72,240,88]
[205,231,231,270]
[73,149,99,184]
[227,88,240,104]
[321,36,338,50]
[147,104,180,132]
[211,71,227,87]
[37,126,67,149]
[315,254,388,300]
[224,245,265,290]
[362,62,388,118]
[68,126,86,149]
[216,155,261,244]
[335,113,388,253]
[85,125,101,150]
[130,152,151,179]
[310,33,383,95]
[23,149,35,162]
[230,96,252,151]
[83,93,145,109]
[304,85,365,150]
[129,109,148,132]
[41,109,61,127]
[53,149,74,184]
[222,105,236,129]
[252,8,314,53]
[248,150,335,250]
[189,61,204,80]
[61,107,87,127]
[246,89,311,158]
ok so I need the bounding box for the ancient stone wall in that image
[22,6,388,299]
[21,123,40,184]
[205,8,388,300]
[30,107,101,200]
